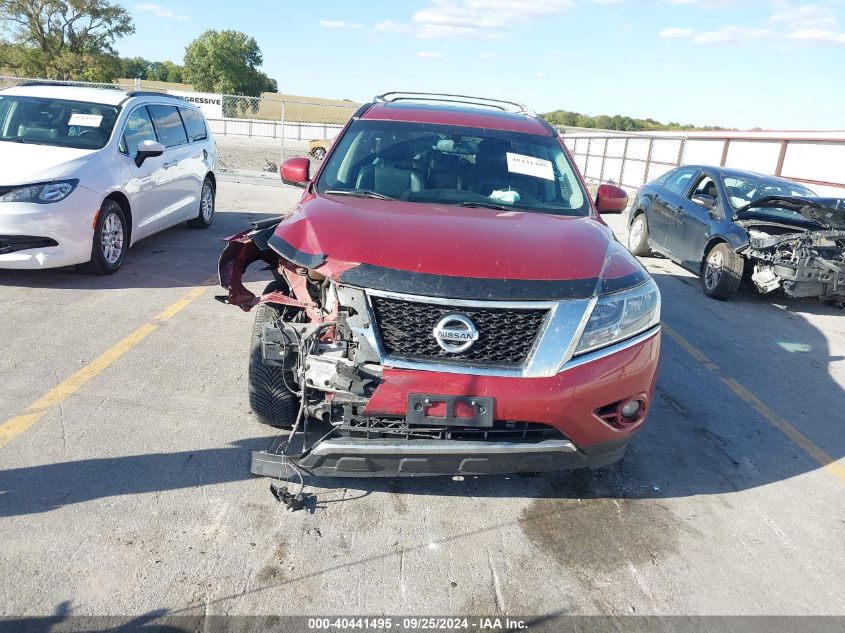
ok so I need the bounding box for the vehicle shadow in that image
[0,208,280,291]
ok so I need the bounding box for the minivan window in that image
[147,104,187,147]
[180,108,207,142]
[121,106,157,156]
[0,95,119,149]
[316,119,589,216]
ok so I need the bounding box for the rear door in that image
[650,167,698,259]
[146,104,196,233]
[178,106,211,205]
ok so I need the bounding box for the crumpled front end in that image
[740,227,845,299]
[218,216,661,477]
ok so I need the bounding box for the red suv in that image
[219,92,661,477]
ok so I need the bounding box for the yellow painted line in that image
[0,277,216,450]
[663,323,845,484]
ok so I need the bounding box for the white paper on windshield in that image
[68,113,103,127]
[506,152,554,181]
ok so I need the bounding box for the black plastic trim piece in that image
[598,270,649,295]
[267,234,327,269]
[339,263,598,300]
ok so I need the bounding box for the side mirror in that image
[691,193,717,210]
[280,157,311,187]
[135,140,165,167]
[595,183,628,214]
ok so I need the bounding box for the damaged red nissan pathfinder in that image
[218,92,661,477]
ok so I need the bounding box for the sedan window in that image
[663,168,697,196]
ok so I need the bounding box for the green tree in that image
[0,0,134,80]
[183,29,277,97]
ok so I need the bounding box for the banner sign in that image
[167,90,224,119]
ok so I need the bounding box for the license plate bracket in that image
[406,394,495,428]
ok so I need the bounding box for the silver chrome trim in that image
[563,326,661,371]
[364,288,597,378]
[308,437,577,456]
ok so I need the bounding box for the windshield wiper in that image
[324,189,394,201]
[458,201,510,211]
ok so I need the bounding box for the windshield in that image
[723,175,816,211]
[0,95,119,150]
[315,119,589,216]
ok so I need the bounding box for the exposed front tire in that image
[627,213,652,256]
[78,199,127,275]
[187,177,215,229]
[702,243,743,300]
[248,282,300,428]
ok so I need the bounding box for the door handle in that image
[163,160,178,169]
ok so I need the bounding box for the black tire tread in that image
[248,283,300,427]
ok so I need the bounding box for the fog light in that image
[621,400,642,419]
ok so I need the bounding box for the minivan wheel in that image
[627,213,652,256]
[249,282,301,428]
[701,243,743,300]
[78,199,127,275]
[188,178,215,228]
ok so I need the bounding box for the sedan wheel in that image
[627,213,652,256]
[701,243,744,300]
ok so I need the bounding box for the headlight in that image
[0,180,79,204]
[575,278,660,355]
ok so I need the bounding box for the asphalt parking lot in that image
[1,178,843,621]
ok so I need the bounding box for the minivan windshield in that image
[0,95,119,150]
[316,119,589,216]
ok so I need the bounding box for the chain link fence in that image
[0,75,358,179]
[561,132,688,193]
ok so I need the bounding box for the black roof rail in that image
[16,81,123,90]
[123,91,186,100]
[375,91,535,116]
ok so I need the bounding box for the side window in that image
[663,168,697,196]
[180,108,207,142]
[147,104,188,148]
[690,175,718,200]
[121,106,157,157]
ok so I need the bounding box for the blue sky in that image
[118,1,844,130]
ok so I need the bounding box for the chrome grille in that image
[369,295,548,366]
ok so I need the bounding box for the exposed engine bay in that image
[734,196,845,299]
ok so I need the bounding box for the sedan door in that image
[647,167,698,255]
[654,167,699,260]
[675,173,722,271]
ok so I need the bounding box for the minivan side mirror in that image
[595,183,628,214]
[281,157,311,188]
[691,193,717,210]
[135,140,165,167]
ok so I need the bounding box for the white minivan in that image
[0,84,217,274]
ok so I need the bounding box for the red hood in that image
[270,194,645,298]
